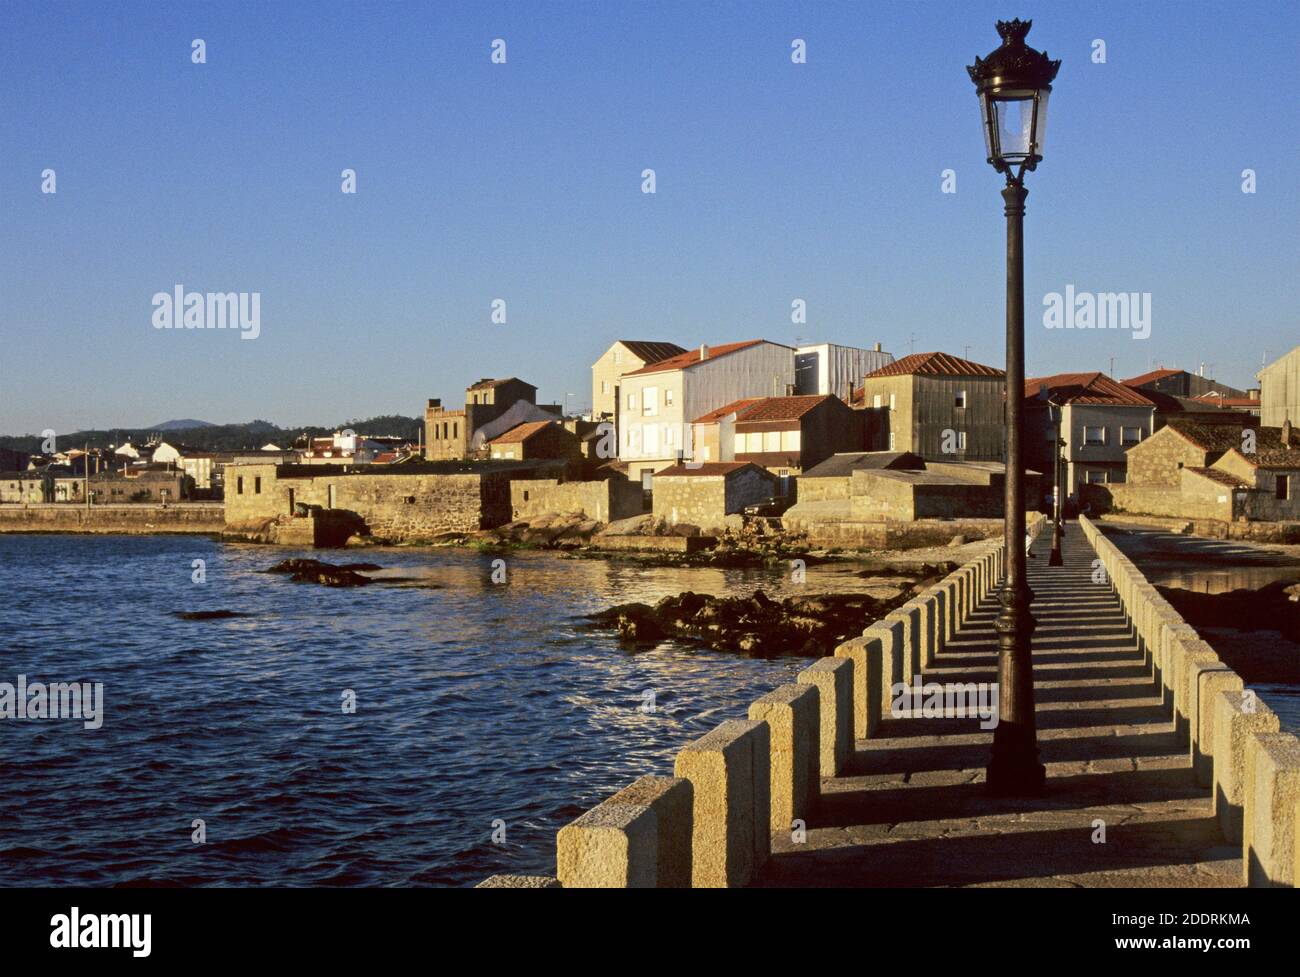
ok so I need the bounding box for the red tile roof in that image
[1025,372,1155,407]
[1185,467,1249,489]
[620,340,773,377]
[692,398,765,424]
[864,352,1004,379]
[488,420,555,445]
[654,461,774,478]
[736,395,833,423]
[691,395,832,425]
[1190,393,1260,408]
[1121,367,1182,387]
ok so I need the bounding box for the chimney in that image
[699,344,708,361]
[874,342,882,352]
[427,398,440,409]
[1284,418,1293,447]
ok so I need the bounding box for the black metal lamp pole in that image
[969,19,1059,795]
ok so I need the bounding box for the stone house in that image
[859,352,1005,461]
[618,340,797,486]
[90,469,191,503]
[651,462,778,529]
[1101,418,1300,522]
[590,340,687,434]
[487,420,582,464]
[1023,372,1156,506]
[424,377,561,460]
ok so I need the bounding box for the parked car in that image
[742,495,794,518]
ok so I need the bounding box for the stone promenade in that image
[757,525,1243,887]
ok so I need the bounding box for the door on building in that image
[288,488,296,514]
[327,484,336,509]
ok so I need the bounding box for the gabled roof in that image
[1121,367,1183,387]
[617,341,688,365]
[620,340,776,377]
[692,395,833,425]
[1186,467,1249,489]
[736,395,833,423]
[692,398,765,424]
[1162,419,1255,453]
[863,352,1004,379]
[1025,372,1154,407]
[654,461,775,478]
[487,420,557,445]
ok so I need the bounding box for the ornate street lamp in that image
[968,19,1060,796]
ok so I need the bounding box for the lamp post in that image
[968,19,1059,795]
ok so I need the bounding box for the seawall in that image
[0,503,225,534]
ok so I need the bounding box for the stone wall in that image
[510,479,644,523]
[653,468,776,529]
[0,503,224,534]
[224,463,521,541]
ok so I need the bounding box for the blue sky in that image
[2,0,1296,434]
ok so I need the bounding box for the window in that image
[601,381,608,394]
[1121,426,1142,446]
[664,426,674,446]
[643,386,658,416]
[1086,470,1107,484]
[664,389,674,407]
[873,394,882,409]
[763,431,780,452]
[236,476,244,495]
[1083,426,1106,447]
[1278,475,1290,500]
[955,390,967,409]
[889,393,897,411]
[626,393,637,410]
[780,430,800,452]
[957,431,968,450]
[254,477,262,494]
[889,432,896,450]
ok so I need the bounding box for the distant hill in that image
[0,415,424,455]
[150,419,217,431]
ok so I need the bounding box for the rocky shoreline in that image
[585,580,936,658]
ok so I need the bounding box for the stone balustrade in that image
[1079,514,1300,888]
[509,516,1041,888]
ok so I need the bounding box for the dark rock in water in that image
[265,558,377,586]
[174,610,253,620]
[266,558,381,575]
[586,586,916,657]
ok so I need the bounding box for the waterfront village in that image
[2,339,1298,554]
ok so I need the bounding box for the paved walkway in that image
[759,524,1242,887]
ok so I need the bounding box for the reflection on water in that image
[1146,566,1300,594]
[0,535,876,888]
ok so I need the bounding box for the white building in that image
[795,342,894,400]
[618,340,795,485]
[1258,344,1300,427]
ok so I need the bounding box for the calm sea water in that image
[0,534,855,888]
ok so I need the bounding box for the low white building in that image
[618,340,796,486]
